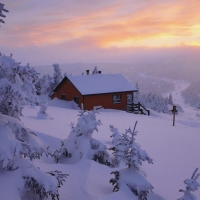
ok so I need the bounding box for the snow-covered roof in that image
[65,74,137,95]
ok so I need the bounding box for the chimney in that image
[98,71,101,74]
[86,70,90,75]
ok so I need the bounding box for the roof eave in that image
[82,90,138,96]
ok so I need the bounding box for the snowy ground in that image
[20,81,200,200]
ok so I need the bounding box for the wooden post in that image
[171,105,178,126]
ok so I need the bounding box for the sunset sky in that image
[1,0,200,65]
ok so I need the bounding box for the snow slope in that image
[20,94,200,200]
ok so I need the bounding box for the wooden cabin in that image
[51,72,138,111]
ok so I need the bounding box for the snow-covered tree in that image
[53,107,112,166]
[17,63,40,106]
[49,63,63,93]
[53,63,63,85]
[0,3,9,25]
[135,90,183,114]
[37,101,49,118]
[110,121,153,200]
[92,66,98,75]
[178,168,200,200]
[182,81,200,109]
[0,54,40,118]
[0,113,67,199]
[35,74,53,96]
[0,78,26,119]
[0,54,67,199]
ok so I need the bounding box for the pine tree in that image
[178,168,200,200]
[0,3,9,25]
[0,54,39,118]
[110,121,153,200]
[35,74,52,95]
[0,113,68,199]
[0,78,26,119]
[37,101,49,118]
[53,107,112,166]
[0,54,67,199]
[49,63,63,96]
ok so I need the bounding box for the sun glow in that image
[191,42,200,47]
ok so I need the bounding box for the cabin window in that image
[113,94,121,104]
[74,96,79,105]
[61,94,66,100]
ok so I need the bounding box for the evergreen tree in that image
[0,54,67,199]
[134,90,183,114]
[0,54,39,119]
[53,107,112,166]
[178,168,200,200]
[53,63,63,86]
[0,113,67,199]
[17,63,40,106]
[35,74,52,95]
[110,121,153,200]
[53,63,63,85]
[0,3,9,25]
[49,63,63,96]
[37,101,49,117]
[0,78,26,119]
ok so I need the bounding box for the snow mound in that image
[48,98,80,110]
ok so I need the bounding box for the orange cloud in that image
[1,0,200,49]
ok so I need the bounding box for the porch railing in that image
[126,102,150,116]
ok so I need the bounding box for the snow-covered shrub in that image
[110,121,153,200]
[178,168,200,200]
[109,125,123,166]
[37,101,49,118]
[0,113,67,199]
[53,108,112,166]
[23,169,68,200]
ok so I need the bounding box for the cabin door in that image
[127,94,132,104]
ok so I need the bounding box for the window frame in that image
[113,94,121,104]
[61,94,66,100]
